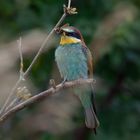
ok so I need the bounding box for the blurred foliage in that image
[0,0,140,140]
[24,48,55,90]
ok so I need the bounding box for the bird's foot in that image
[60,78,67,86]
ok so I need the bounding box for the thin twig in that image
[24,0,72,76]
[24,13,67,76]
[5,98,19,112]
[0,0,72,116]
[18,37,25,81]
[68,0,71,8]
[0,38,25,115]
[18,37,24,73]
[0,79,94,124]
[0,79,21,115]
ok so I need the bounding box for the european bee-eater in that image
[55,25,99,133]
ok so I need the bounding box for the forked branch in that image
[0,79,94,124]
[0,0,76,116]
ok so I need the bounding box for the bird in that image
[55,24,99,133]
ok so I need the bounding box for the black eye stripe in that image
[66,32,81,39]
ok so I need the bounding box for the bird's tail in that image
[85,105,99,132]
[85,93,99,134]
[74,84,99,133]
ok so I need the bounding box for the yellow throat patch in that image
[60,35,81,45]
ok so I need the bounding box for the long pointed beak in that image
[54,27,67,37]
[54,24,70,35]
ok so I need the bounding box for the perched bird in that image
[55,25,99,133]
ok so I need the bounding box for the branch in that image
[0,0,76,116]
[0,37,25,115]
[0,79,94,125]
[24,0,74,76]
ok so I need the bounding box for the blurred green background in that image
[0,0,140,140]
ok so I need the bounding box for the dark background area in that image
[0,0,140,140]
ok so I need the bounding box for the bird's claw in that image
[60,78,67,86]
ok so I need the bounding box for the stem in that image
[24,0,72,76]
[5,98,18,112]
[24,13,66,76]
[0,0,72,116]
[0,38,24,115]
[0,79,21,115]
[18,37,24,72]
[68,0,71,8]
